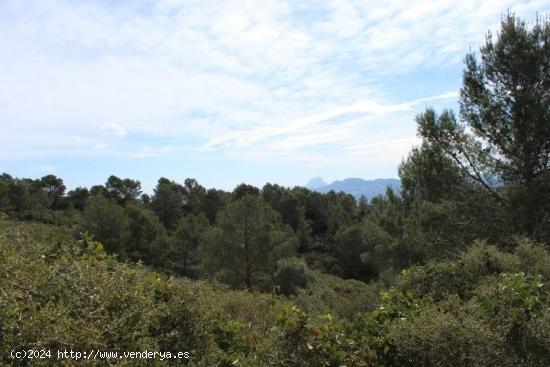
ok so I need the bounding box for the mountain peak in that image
[306,177,327,189]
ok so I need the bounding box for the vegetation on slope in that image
[1,12,550,366]
[2,220,550,366]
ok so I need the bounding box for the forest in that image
[1,14,550,366]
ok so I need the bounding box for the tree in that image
[182,178,207,214]
[356,196,369,220]
[40,174,66,198]
[140,193,151,206]
[334,224,371,280]
[6,180,32,212]
[151,178,184,229]
[232,183,260,201]
[105,175,142,205]
[90,185,108,198]
[418,14,550,240]
[202,188,230,224]
[171,213,210,277]
[399,142,513,252]
[262,184,313,251]
[201,195,297,289]
[297,189,330,238]
[67,187,89,211]
[82,197,128,253]
[398,142,464,206]
[326,199,353,235]
[0,174,14,211]
[124,204,168,266]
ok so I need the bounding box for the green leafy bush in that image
[2,219,550,366]
[274,257,312,296]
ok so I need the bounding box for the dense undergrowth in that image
[2,219,549,366]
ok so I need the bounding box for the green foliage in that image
[399,142,463,205]
[202,188,230,224]
[270,306,355,367]
[388,301,507,367]
[123,203,168,266]
[105,175,142,205]
[269,241,550,367]
[380,241,550,366]
[0,220,291,366]
[40,174,67,209]
[232,183,260,200]
[151,178,185,230]
[274,257,312,296]
[396,136,513,266]
[418,14,550,241]
[334,221,389,281]
[201,195,298,290]
[82,196,128,253]
[0,173,70,213]
[395,242,519,301]
[172,213,211,277]
[262,184,313,251]
[66,186,90,211]
[82,198,169,268]
[181,178,208,215]
[294,271,383,320]
[3,213,550,366]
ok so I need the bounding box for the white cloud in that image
[0,0,547,174]
[346,136,422,165]
[200,91,458,151]
[267,129,354,150]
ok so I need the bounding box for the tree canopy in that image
[418,14,550,241]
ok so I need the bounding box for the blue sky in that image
[1,0,548,193]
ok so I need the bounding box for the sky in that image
[1,0,549,193]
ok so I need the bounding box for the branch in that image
[441,142,509,205]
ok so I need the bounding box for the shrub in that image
[274,257,312,296]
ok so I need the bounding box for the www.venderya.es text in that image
[10,349,190,361]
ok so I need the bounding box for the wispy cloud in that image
[200,91,458,152]
[345,136,422,165]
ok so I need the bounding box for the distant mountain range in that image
[305,177,400,200]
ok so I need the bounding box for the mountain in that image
[306,176,328,190]
[307,177,400,200]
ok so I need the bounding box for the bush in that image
[388,302,508,367]
[274,257,312,296]
[3,219,550,366]
[0,220,289,365]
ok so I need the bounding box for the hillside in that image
[2,218,550,366]
[2,13,550,366]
